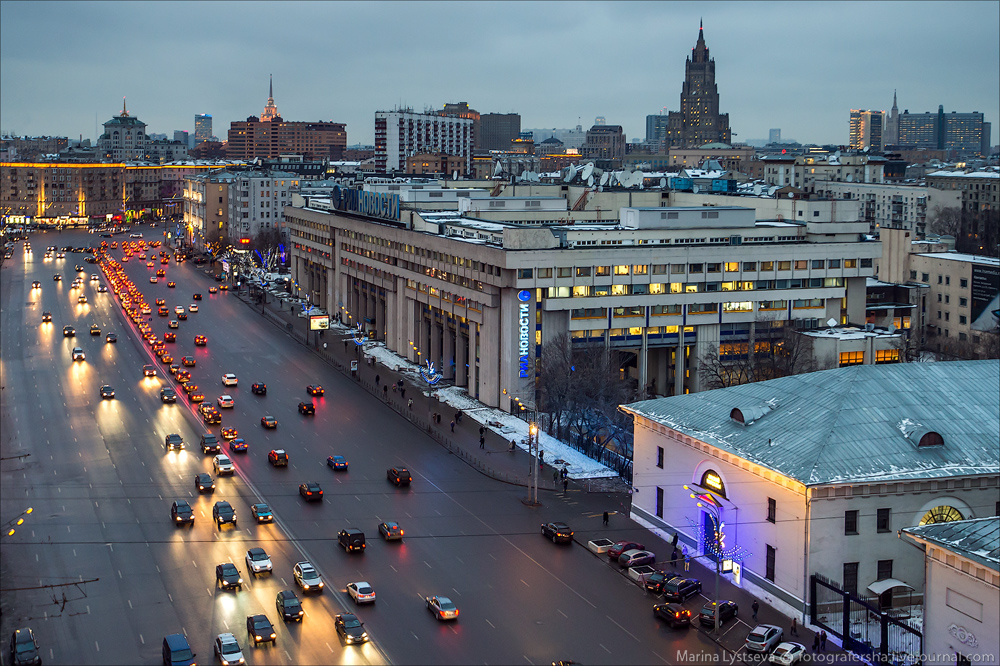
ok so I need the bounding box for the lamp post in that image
[698,500,724,634]
[530,422,539,505]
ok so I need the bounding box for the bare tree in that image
[699,316,816,390]
[537,332,575,439]
[927,206,962,237]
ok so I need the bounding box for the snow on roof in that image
[622,360,999,486]
[903,518,999,573]
[917,252,1000,266]
[926,170,999,179]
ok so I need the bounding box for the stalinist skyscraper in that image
[665,21,732,148]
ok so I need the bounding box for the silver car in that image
[746,624,784,653]
[293,561,324,592]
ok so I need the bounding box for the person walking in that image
[752,600,759,622]
[450,419,455,433]
[820,630,827,651]
[407,398,413,410]
[479,426,485,437]
[479,434,485,449]
[670,547,678,568]
[562,478,568,493]
[375,374,380,386]
[383,385,388,399]
[509,439,516,452]
[812,634,819,651]
[791,618,798,636]
[682,545,690,572]
[400,387,405,399]
[603,511,609,526]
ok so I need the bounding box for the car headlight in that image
[269,633,275,639]
[238,578,243,584]
[317,582,323,588]
[302,583,309,589]
[255,635,261,641]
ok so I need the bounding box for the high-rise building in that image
[479,113,521,152]
[97,99,149,161]
[226,79,347,161]
[374,109,473,173]
[849,110,884,151]
[665,21,732,148]
[194,114,213,144]
[897,105,991,157]
[174,130,189,145]
[769,128,781,144]
[646,114,669,148]
[581,125,625,163]
[439,102,480,150]
[884,91,899,146]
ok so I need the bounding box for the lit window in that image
[839,351,864,366]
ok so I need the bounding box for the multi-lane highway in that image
[1,228,731,665]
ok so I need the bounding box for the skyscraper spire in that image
[269,74,273,100]
[261,75,279,122]
[122,96,128,117]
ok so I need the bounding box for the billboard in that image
[970,264,1000,332]
[309,315,330,331]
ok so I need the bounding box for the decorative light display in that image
[685,512,751,562]
[420,360,442,385]
[352,323,366,346]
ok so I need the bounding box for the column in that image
[638,329,649,398]
[467,323,478,399]
[443,317,455,380]
[430,313,442,375]
[456,327,468,386]
[674,342,685,396]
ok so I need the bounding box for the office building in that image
[897,106,991,157]
[769,129,781,145]
[665,21,732,148]
[581,125,625,163]
[646,114,670,149]
[623,360,999,616]
[195,114,213,144]
[924,169,1000,255]
[374,109,473,174]
[479,113,521,152]
[849,110,884,152]
[811,181,961,236]
[226,169,300,244]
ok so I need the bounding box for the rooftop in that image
[622,360,999,486]
[903,517,1000,573]
[917,252,1000,266]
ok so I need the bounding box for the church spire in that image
[121,96,128,117]
[269,74,273,100]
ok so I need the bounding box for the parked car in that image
[541,521,574,544]
[607,540,645,560]
[661,577,702,603]
[618,549,656,567]
[699,600,739,627]
[769,642,807,665]
[746,624,784,654]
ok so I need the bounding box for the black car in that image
[653,603,692,628]
[338,528,366,553]
[386,467,411,486]
[299,482,323,501]
[62,325,75,337]
[215,562,243,590]
[662,577,702,603]
[165,433,184,450]
[246,614,276,646]
[699,600,738,627]
[251,382,267,395]
[160,387,177,403]
[213,501,236,527]
[541,521,574,544]
[193,293,202,300]
[105,332,117,343]
[275,590,303,622]
[201,433,221,454]
[195,473,215,493]
[297,401,315,415]
[100,385,115,399]
[644,571,671,595]
[170,500,194,525]
[9,628,41,666]
[41,311,52,322]
[334,613,368,644]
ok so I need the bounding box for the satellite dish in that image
[452,170,458,181]
[692,184,700,193]
[598,185,604,192]
[492,161,503,177]
[581,162,595,181]
[563,165,576,183]
[600,172,609,186]
[826,318,838,328]
[660,177,667,188]
[788,192,795,198]
[587,175,594,187]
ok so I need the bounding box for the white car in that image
[149,276,157,283]
[90,274,99,282]
[747,624,784,653]
[769,642,807,665]
[189,303,199,312]
[218,395,234,408]
[346,581,376,604]
[174,305,185,315]
[222,373,238,386]
[245,547,273,576]
[293,561,324,592]
[72,347,86,361]
[213,454,235,475]
[213,632,245,666]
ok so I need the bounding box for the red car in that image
[306,385,324,396]
[194,335,207,346]
[607,541,645,560]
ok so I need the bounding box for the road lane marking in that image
[520,579,529,587]
[606,614,640,642]
[128,600,132,609]
[599,644,611,653]
[95,641,99,652]
[558,609,568,618]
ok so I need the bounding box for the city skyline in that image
[1,1,998,149]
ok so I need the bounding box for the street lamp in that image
[696,499,724,634]
[530,422,539,505]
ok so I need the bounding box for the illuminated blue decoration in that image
[685,514,751,562]
[420,360,442,385]
[352,323,366,346]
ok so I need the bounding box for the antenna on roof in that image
[826,318,838,328]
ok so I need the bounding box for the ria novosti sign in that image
[517,290,532,379]
[330,185,400,222]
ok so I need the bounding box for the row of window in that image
[839,349,900,366]
[520,258,871,280]
[911,272,969,288]
[571,300,827,320]
[549,278,845,299]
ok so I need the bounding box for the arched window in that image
[919,505,964,526]
[700,470,726,498]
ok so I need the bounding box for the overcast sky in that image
[2,1,998,148]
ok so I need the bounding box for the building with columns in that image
[665,21,731,148]
[285,184,880,409]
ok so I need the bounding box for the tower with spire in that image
[664,20,731,148]
[260,75,280,122]
[97,97,148,161]
[885,90,900,146]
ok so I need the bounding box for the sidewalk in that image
[227,280,862,664]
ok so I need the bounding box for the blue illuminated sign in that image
[331,185,400,221]
[517,291,532,378]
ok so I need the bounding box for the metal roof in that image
[621,360,999,486]
[902,518,1000,573]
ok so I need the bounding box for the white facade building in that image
[811,181,961,236]
[374,110,473,173]
[97,102,150,161]
[621,360,999,617]
[901,518,999,666]
[227,170,299,244]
